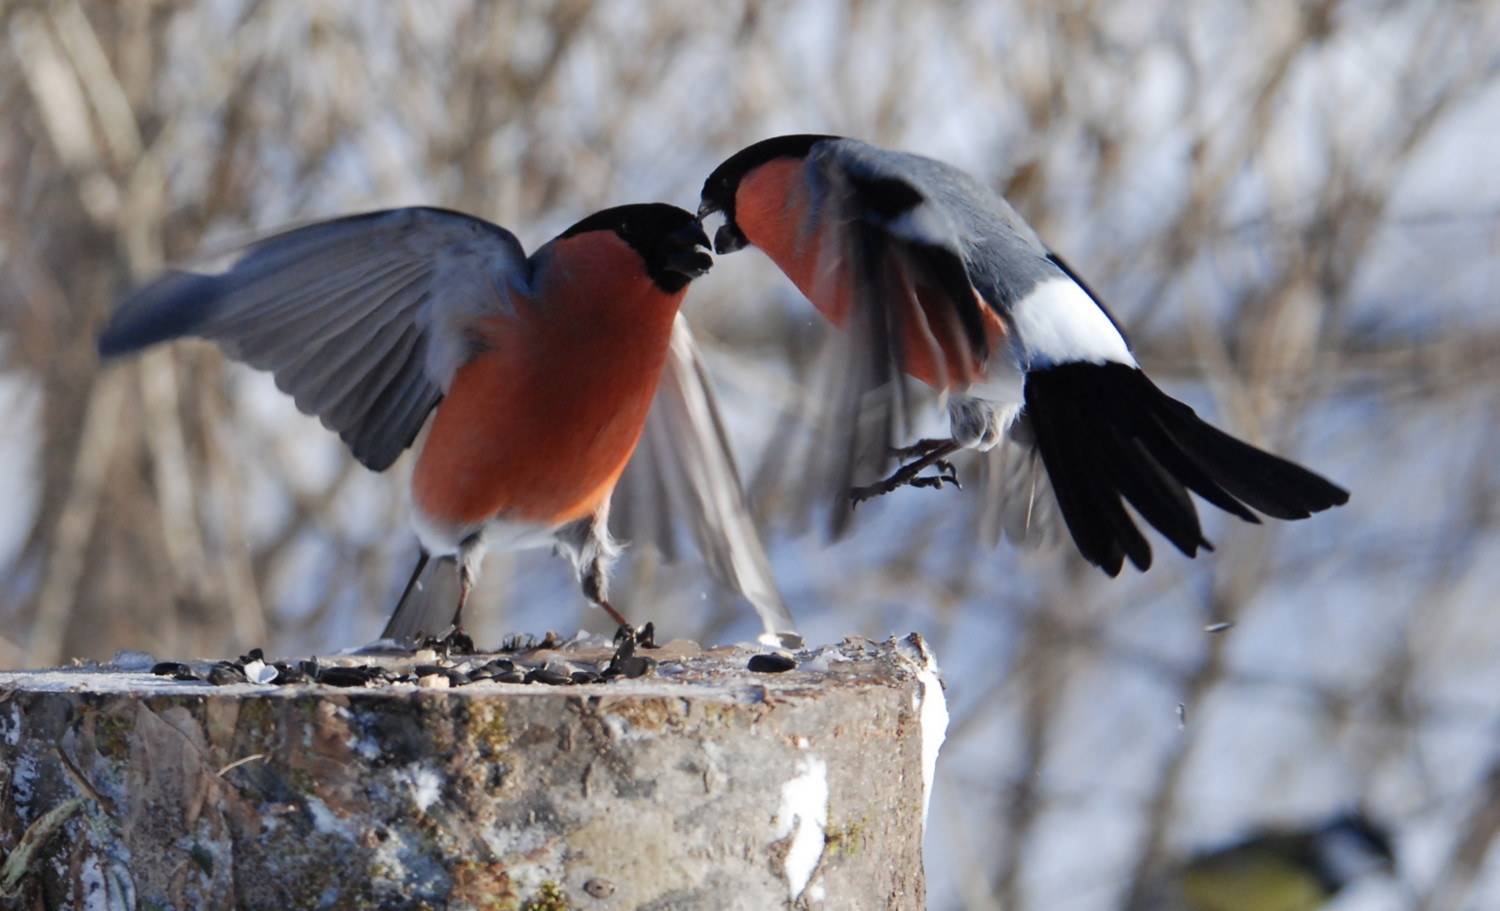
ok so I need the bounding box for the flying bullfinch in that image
[700,134,1349,575]
[99,203,800,647]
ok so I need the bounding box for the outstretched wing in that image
[99,207,531,471]
[612,316,801,648]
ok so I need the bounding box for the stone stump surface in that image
[0,634,946,911]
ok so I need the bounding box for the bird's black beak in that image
[698,200,748,255]
[664,220,714,279]
[713,222,748,254]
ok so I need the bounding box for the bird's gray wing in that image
[612,315,801,648]
[99,207,531,471]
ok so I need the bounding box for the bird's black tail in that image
[379,552,462,645]
[1023,362,1349,576]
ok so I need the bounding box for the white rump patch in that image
[1012,276,1135,369]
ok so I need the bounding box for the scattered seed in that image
[525,668,573,686]
[619,656,656,679]
[273,662,308,684]
[208,662,248,685]
[317,666,379,688]
[748,654,797,673]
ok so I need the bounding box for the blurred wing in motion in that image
[613,316,801,648]
[704,135,1004,537]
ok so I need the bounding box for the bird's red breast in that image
[733,157,1006,391]
[412,231,684,529]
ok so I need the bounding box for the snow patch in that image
[2,702,20,746]
[13,751,38,811]
[898,634,948,826]
[305,796,350,837]
[409,764,444,812]
[108,650,157,670]
[77,850,134,911]
[775,754,828,903]
[352,732,382,761]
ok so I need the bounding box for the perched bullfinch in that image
[700,135,1350,575]
[99,203,801,647]
[1153,813,1396,911]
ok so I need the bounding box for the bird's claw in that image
[605,621,661,678]
[849,443,964,506]
[417,627,476,657]
[612,621,657,650]
[907,459,962,492]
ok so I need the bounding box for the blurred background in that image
[2,1,1498,908]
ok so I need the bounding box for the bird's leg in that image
[596,601,658,649]
[570,514,657,647]
[850,438,964,505]
[449,563,472,630]
[580,548,629,631]
[584,565,657,648]
[597,598,632,630]
[890,438,955,460]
